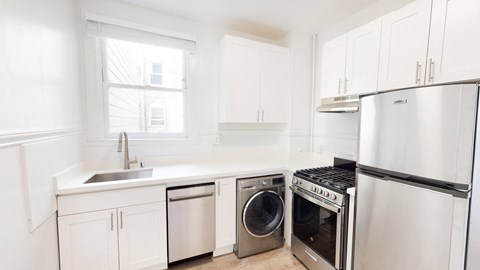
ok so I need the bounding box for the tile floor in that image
[169,246,307,270]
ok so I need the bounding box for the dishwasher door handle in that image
[169,192,215,202]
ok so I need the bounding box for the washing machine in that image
[234,174,285,258]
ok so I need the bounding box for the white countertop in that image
[56,153,335,196]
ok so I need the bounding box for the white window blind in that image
[86,18,196,52]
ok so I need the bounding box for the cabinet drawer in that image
[58,185,166,216]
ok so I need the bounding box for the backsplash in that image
[313,113,359,160]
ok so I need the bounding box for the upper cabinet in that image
[259,44,291,123]
[320,19,381,98]
[320,34,348,98]
[377,0,432,91]
[219,35,291,124]
[427,0,480,84]
[345,19,382,95]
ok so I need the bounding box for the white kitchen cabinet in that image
[214,177,237,255]
[58,186,167,270]
[283,172,293,247]
[219,35,291,123]
[377,0,432,91]
[259,44,291,123]
[320,19,381,99]
[427,0,480,84]
[345,19,382,95]
[219,35,261,123]
[320,34,348,98]
[118,202,167,270]
[58,209,119,270]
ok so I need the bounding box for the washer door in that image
[243,190,285,237]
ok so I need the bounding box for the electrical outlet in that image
[213,134,220,145]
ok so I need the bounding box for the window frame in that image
[99,38,189,139]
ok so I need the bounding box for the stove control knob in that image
[331,194,337,200]
[317,188,323,195]
[293,178,299,184]
[311,186,317,192]
[324,191,330,197]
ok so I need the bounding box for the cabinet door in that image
[345,19,382,95]
[58,209,119,270]
[377,0,432,91]
[220,36,261,123]
[215,177,237,249]
[427,0,480,84]
[320,34,347,98]
[259,44,291,123]
[118,202,167,270]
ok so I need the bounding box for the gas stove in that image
[292,158,356,206]
[291,158,357,270]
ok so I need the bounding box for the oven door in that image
[292,187,344,269]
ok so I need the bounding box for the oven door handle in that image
[291,186,342,213]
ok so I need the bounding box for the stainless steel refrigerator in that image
[355,84,480,270]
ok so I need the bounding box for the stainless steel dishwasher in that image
[167,183,215,263]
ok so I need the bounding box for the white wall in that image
[313,0,415,160]
[282,32,315,153]
[0,0,83,268]
[79,0,314,169]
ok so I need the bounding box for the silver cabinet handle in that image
[261,110,264,122]
[337,78,343,95]
[120,211,123,230]
[428,58,435,83]
[304,249,318,262]
[110,212,114,231]
[415,61,422,85]
[217,183,221,196]
[256,109,260,122]
[344,77,348,93]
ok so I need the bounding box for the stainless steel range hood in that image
[316,95,359,113]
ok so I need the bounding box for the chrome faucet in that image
[117,132,137,169]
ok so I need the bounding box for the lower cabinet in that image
[118,202,167,270]
[283,172,293,247]
[58,209,119,270]
[214,177,237,255]
[58,202,167,270]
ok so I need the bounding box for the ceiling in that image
[115,0,380,40]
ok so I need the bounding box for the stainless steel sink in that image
[84,169,153,184]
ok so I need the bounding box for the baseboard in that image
[213,245,233,257]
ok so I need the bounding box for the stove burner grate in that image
[294,166,356,192]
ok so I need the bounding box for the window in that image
[102,38,187,135]
[150,106,166,127]
[150,63,163,85]
[86,18,196,138]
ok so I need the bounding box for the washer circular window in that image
[243,190,285,237]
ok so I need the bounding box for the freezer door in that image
[354,172,469,270]
[358,84,478,186]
